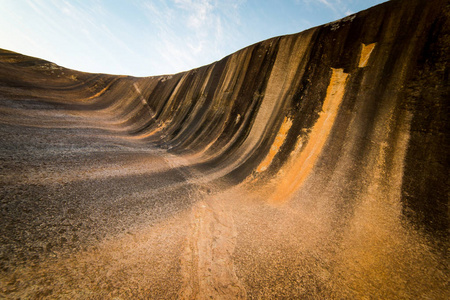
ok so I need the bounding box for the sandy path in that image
[180,199,246,299]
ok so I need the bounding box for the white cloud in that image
[318,0,341,11]
[297,0,348,16]
[136,0,244,74]
[174,0,214,29]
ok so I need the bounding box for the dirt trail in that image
[180,198,246,299]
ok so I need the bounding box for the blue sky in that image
[1,0,386,77]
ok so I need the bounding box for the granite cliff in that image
[0,0,448,298]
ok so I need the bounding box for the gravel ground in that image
[0,97,206,298]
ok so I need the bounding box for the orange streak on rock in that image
[358,43,376,68]
[271,68,349,203]
[256,117,293,173]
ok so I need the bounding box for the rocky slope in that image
[0,0,448,298]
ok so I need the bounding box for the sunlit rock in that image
[0,0,448,298]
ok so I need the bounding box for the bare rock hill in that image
[0,0,448,298]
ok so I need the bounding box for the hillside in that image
[0,0,448,298]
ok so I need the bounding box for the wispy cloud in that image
[297,0,348,17]
[345,9,354,16]
[137,0,244,74]
[174,0,214,29]
[318,0,341,13]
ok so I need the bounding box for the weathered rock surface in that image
[0,0,448,298]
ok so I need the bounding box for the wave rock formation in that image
[0,0,448,298]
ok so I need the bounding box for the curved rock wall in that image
[89,0,446,235]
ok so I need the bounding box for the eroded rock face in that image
[0,0,448,298]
